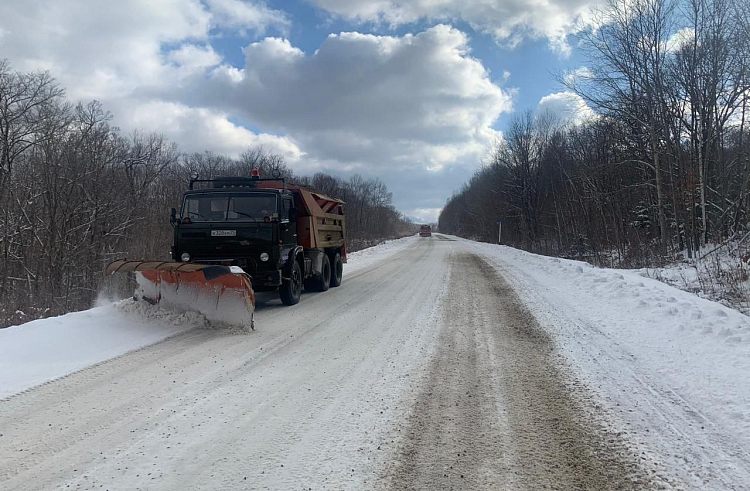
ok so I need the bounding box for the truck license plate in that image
[211,230,236,237]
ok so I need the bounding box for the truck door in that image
[280,194,296,246]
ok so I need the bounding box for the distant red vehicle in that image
[419,225,432,237]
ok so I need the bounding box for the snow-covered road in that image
[2,235,749,490]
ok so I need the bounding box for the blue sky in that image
[211,1,588,133]
[1,0,597,222]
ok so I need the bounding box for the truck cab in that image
[170,173,346,306]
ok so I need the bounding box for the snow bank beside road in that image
[1,237,417,399]
[344,235,418,274]
[462,237,750,487]
[0,302,201,398]
[639,247,750,315]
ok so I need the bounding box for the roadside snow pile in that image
[0,238,415,399]
[344,235,418,274]
[640,243,750,314]
[0,300,201,398]
[115,298,210,327]
[463,237,750,485]
[133,272,254,328]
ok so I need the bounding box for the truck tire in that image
[307,254,331,292]
[330,252,343,288]
[279,260,302,305]
[305,254,331,292]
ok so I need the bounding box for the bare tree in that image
[565,0,677,253]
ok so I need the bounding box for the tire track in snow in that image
[472,242,750,489]
[382,252,666,490]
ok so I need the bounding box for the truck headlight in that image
[260,252,269,262]
[181,252,190,262]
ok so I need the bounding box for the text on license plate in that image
[211,230,236,237]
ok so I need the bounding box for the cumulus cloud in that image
[563,66,593,85]
[665,27,695,53]
[0,0,286,100]
[194,25,511,171]
[305,0,603,56]
[118,100,304,161]
[166,44,223,80]
[0,0,295,156]
[537,91,596,125]
[0,1,197,99]
[205,0,290,35]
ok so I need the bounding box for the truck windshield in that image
[182,193,278,222]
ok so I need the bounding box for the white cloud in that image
[0,0,294,161]
[563,66,593,85]
[408,207,442,223]
[537,91,597,125]
[122,100,306,162]
[0,0,202,99]
[305,0,604,56]
[166,44,223,80]
[205,0,290,35]
[195,25,511,171]
[666,27,695,53]
[0,0,286,101]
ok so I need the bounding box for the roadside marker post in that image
[497,220,502,244]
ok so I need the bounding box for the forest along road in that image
[1,235,667,490]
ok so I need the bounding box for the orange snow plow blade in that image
[105,260,255,329]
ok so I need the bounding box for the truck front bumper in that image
[251,269,283,288]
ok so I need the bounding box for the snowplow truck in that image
[105,260,256,329]
[169,170,346,306]
[106,170,345,328]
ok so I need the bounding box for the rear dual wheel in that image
[330,252,343,288]
[283,252,343,304]
[306,254,331,292]
[308,253,344,291]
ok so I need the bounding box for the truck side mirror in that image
[289,208,297,222]
[170,208,179,227]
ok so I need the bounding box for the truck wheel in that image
[306,254,331,292]
[279,260,302,305]
[330,252,343,288]
[310,254,331,292]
